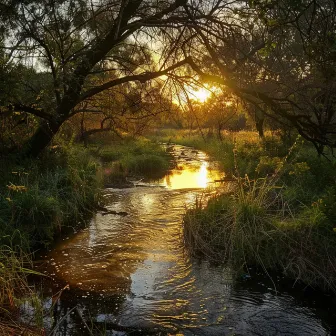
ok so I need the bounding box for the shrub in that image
[121,153,170,176]
[255,156,282,176]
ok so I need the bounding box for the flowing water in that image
[34,146,335,335]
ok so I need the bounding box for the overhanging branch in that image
[10,103,53,121]
[77,57,192,104]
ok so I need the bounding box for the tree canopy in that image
[1,0,336,155]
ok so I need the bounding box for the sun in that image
[189,87,212,103]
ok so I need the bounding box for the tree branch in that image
[78,57,191,103]
[11,103,53,121]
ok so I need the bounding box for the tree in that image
[0,0,196,157]
[72,80,177,144]
[3,0,336,155]
[177,0,336,153]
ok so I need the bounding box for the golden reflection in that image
[197,162,208,188]
[163,161,221,189]
[139,193,155,212]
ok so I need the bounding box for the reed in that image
[182,131,336,290]
[0,243,44,335]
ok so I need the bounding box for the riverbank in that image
[0,137,172,334]
[89,137,172,188]
[0,146,102,249]
[31,143,335,335]
[152,129,336,291]
[0,144,102,334]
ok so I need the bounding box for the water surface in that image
[36,145,335,335]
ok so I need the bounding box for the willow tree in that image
[0,0,199,157]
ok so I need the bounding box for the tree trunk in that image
[255,110,265,138]
[23,120,62,158]
[217,123,223,141]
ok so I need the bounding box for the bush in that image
[93,138,173,184]
[255,156,282,176]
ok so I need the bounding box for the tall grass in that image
[90,138,172,186]
[0,243,44,335]
[184,175,336,290]
[183,176,283,266]
[0,145,102,248]
[178,129,336,290]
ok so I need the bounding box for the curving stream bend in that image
[34,145,335,335]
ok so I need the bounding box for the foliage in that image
[157,129,336,290]
[91,138,172,186]
[1,0,336,157]
[255,156,282,176]
[183,0,336,150]
[0,0,199,157]
[0,146,102,248]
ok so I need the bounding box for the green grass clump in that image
[0,145,102,248]
[184,177,281,267]
[184,175,336,290]
[91,138,172,184]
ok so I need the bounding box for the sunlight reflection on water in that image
[34,145,334,336]
[162,155,222,189]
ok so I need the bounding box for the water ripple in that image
[37,145,334,335]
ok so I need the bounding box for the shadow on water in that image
[31,145,336,335]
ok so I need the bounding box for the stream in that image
[32,145,335,335]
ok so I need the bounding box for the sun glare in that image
[189,87,212,103]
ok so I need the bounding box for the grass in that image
[183,176,282,266]
[88,137,172,186]
[184,175,336,290]
[0,243,44,335]
[0,144,103,334]
[0,145,103,248]
[157,129,336,291]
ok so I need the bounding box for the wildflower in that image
[7,183,27,192]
